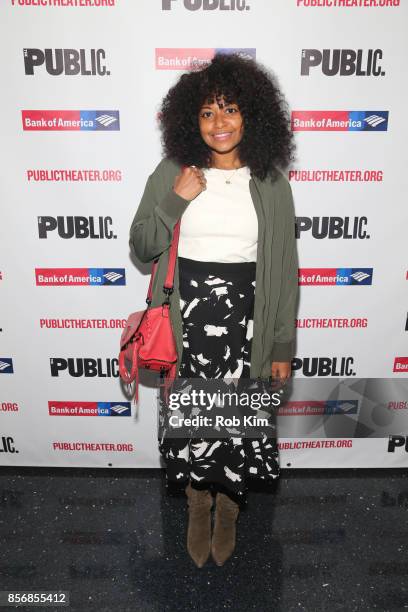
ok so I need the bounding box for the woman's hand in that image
[271,361,291,384]
[173,165,207,201]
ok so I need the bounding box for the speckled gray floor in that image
[0,467,407,612]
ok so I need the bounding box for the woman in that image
[129,53,298,568]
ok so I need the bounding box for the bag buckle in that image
[162,286,173,306]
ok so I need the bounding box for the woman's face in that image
[198,95,244,155]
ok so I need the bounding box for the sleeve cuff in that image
[157,189,190,223]
[270,340,294,363]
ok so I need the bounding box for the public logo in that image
[295,217,369,239]
[27,169,122,182]
[0,359,14,374]
[12,1,116,8]
[48,401,131,417]
[296,317,368,329]
[35,268,126,286]
[291,111,389,131]
[38,216,116,240]
[296,0,399,8]
[0,403,19,413]
[162,0,250,11]
[288,169,383,182]
[0,436,18,453]
[50,358,119,378]
[387,401,408,411]
[52,441,134,453]
[298,268,373,286]
[388,436,408,453]
[24,48,110,76]
[22,110,120,131]
[291,356,356,377]
[39,318,127,330]
[301,49,384,77]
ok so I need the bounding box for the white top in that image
[177,165,258,263]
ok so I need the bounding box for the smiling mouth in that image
[212,132,232,140]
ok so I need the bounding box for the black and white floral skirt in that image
[158,256,280,507]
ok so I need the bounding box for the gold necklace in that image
[212,166,240,184]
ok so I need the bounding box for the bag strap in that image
[146,217,181,305]
[164,219,180,290]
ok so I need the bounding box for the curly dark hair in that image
[158,52,296,182]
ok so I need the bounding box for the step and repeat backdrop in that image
[1,0,407,469]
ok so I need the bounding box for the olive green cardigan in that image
[129,157,299,379]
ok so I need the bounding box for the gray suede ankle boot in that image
[185,481,214,568]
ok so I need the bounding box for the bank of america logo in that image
[111,404,130,415]
[104,271,123,283]
[364,114,386,128]
[48,401,131,416]
[335,401,358,414]
[0,358,13,373]
[325,400,358,414]
[22,110,120,131]
[351,271,371,283]
[95,114,118,127]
